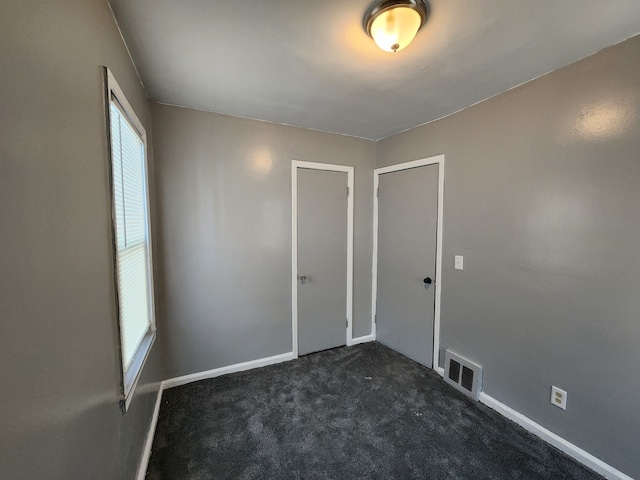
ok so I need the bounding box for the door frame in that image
[371,155,445,369]
[291,160,355,359]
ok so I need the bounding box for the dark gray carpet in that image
[147,342,603,479]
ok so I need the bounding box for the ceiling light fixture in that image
[364,0,429,53]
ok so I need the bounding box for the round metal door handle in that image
[423,277,432,284]
[299,275,307,281]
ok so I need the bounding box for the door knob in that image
[299,275,307,281]
[423,277,432,284]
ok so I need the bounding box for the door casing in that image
[371,155,445,370]
[291,160,354,359]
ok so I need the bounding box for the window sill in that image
[121,329,156,413]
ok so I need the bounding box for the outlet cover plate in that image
[454,255,464,270]
[551,386,567,410]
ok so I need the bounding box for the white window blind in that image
[109,94,154,398]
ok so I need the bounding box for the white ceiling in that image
[109,0,640,140]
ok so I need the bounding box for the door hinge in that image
[346,319,349,328]
[376,187,379,198]
[374,314,377,324]
[347,186,350,198]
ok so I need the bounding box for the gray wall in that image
[377,35,640,478]
[151,104,375,379]
[0,0,160,478]
[5,0,634,476]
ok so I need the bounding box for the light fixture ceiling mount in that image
[364,0,429,53]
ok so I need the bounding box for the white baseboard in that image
[433,369,632,479]
[161,352,295,390]
[135,344,368,477]
[136,385,163,480]
[136,351,295,478]
[141,349,633,480]
[351,334,374,345]
[478,393,633,480]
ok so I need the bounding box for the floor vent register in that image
[444,350,483,400]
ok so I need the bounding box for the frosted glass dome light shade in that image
[364,0,429,53]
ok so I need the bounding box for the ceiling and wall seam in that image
[154,101,377,141]
[375,32,640,142]
[153,30,640,145]
[107,0,640,140]
[107,1,149,100]
[114,31,640,144]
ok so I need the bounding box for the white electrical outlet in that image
[551,386,567,410]
[454,255,464,270]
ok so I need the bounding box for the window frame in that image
[104,67,156,412]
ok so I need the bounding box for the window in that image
[105,68,155,411]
